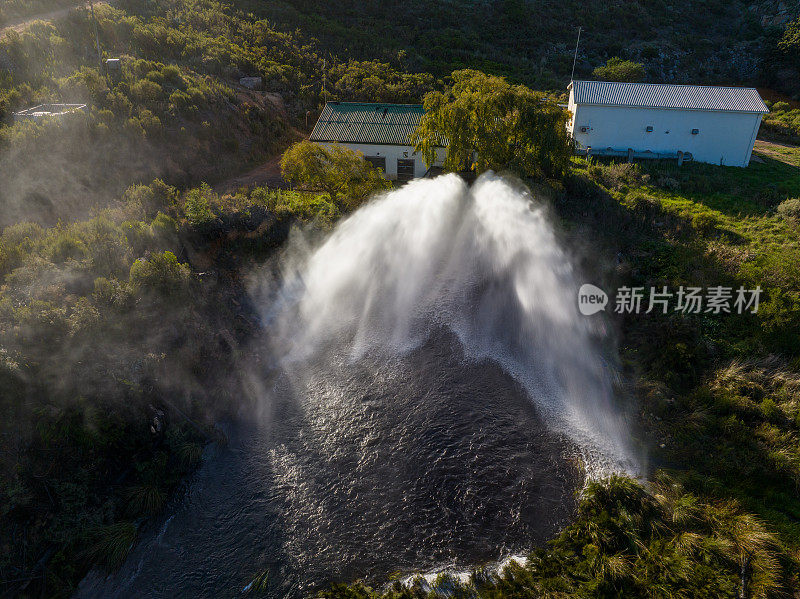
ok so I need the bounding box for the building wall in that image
[567,93,763,167]
[319,142,446,180]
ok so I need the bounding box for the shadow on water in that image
[75,327,582,598]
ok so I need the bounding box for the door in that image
[396,159,415,182]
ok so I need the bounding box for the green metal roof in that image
[310,102,425,146]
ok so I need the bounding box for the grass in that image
[83,522,137,572]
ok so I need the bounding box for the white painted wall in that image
[567,92,763,167]
[320,142,446,180]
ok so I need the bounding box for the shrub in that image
[125,482,167,516]
[130,79,163,104]
[592,57,645,82]
[129,251,192,297]
[589,161,649,191]
[183,183,217,227]
[777,197,800,221]
[84,522,137,572]
[691,211,721,234]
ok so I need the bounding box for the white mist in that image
[266,173,637,475]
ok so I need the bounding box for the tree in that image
[592,57,646,83]
[778,16,800,60]
[280,141,391,210]
[129,251,192,298]
[411,69,572,179]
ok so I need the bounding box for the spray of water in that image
[263,173,637,475]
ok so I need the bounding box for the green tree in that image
[129,251,192,297]
[183,183,217,227]
[778,16,800,60]
[412,69,572,179]
[592,57,646,82]
[280,141,391,210]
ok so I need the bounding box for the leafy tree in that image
[778,16,800,61]
[280,140,391,210]
[412,69,572,179]
[592,57,646,82]
[184,183,217,227]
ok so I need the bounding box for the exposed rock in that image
[239,76,263,90]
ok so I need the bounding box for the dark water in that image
[76,329,581,598]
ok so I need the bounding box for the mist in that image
[255,173,637,475]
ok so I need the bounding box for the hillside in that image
[1,0,800,597]
[252,0,800,93]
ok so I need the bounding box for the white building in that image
[13,103,86,123]
[309,102,445,181]
[567,81,769,167]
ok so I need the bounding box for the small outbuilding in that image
[567,81,769,167]
[309,102,445,181]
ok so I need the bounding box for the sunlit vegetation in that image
[762,101,800,142]
[281,141,391,211]
[2,0,800,597]
[413,70,572,179]
[592,57,645,83]
[319,475,788,598]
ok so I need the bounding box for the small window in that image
[691,128,700,135]
[645,126,654,132]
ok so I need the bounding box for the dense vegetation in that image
[248,0,800,96]
[1,0,800,597]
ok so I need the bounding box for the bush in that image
[184,183,217,227]
[691,211,721,234]
[129,251,192,297]
[777,197,800,221]
[592,57,645,82]
[84,522,137,572]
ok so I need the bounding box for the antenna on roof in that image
[570,26,582,83]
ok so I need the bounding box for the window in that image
[365,156,386,172]
[691,128,700,135]
[397,159,415,182]
[645,126,654,132]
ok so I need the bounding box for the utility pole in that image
[322,59,327,99]
[88,0,102,69]
[570,26,582,83]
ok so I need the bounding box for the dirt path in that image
[1,1,114,36]
[215,155,286,195]
[753,139,800,168]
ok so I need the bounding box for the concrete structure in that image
[309,102,445,181]
[13,103,87,123]
[567,81,769,167]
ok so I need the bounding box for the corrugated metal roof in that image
[309,102,425,145]
[570,80,768,113]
